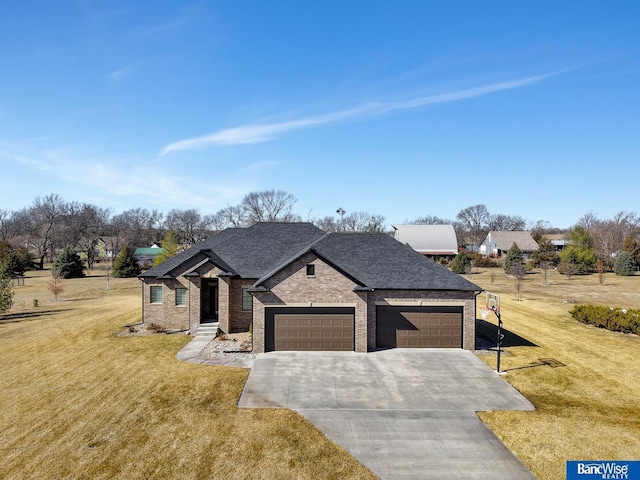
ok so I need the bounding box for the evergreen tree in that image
[112,244,141,278]
[450,252,471,274]
[52,247,85,279]
[558,226,596,274]
[623,234,640,267]
[530,237,558,267]
[0,264,14,313]
[504,242,525,275]
[614,251,635,276]
[152,230,179,266]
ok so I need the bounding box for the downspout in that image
[139,277,145,326]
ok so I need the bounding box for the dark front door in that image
[209,285,218,320]
[201,280,219,323]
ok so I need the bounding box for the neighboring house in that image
[134,245,165,267]
[479,231,539,259]
[392,224,459,263]
[139,223,482,353]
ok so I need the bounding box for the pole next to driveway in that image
[485,292,504,373]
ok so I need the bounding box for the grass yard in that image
[472,268,640,480]
[0,270,376,480]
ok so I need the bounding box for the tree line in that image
[1,191,638,277]
[0,190,390,271]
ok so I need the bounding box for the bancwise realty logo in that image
[567,461,640,479]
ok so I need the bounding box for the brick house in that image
[139,223,482,353]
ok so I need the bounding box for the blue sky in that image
[1,1,639,229]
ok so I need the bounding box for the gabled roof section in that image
[211,222,325,278]
[138,227,242,278]
[139,223,325,280]
[483,231,539,252]
[253,233,481,291]
[392,224,458,255]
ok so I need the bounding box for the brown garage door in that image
[265,307,355,351]
[376,306,463,348]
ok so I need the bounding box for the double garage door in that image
[376,305,463,349]
[265,307,355,352]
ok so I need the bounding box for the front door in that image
[209,285,218,320]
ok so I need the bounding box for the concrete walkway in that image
[176,332,255,368]
[239,350,535,480]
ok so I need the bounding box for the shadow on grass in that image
[0,309,70,324]
[475,319,538,348]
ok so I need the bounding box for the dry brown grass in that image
[0,270,375,480]
[473,268,640,480]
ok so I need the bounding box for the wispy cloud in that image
[0,142,266,212]
[161,70,568,154]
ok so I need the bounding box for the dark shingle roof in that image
[139,223,324,279]
[211,222,325,278]
[138,228,242,278]
[142,224,481,292]
[312,233,480,291]
[253,233,481,291]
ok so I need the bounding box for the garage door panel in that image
[377,306,463,349]
[267,308,355,351]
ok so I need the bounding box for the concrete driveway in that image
[239,349,535,480]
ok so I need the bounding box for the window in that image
[175,288,186,306]
[150,286,163,304]
[242,288,253,311]
[306,264,315,276]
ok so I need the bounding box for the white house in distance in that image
[392,224,459,262]
[479,231,539,259]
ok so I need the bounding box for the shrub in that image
[474,257,499,268]
[569,304,640,336]
[0,264,13,313]
[450,252,471,274]
[147,322,167,333]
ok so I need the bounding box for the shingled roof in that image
[139,223,325,279]
[483,231,539,252]
[253,232,481,292]
[141,223,481,293]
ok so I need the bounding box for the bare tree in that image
[76,205,110,269]
[559,260,578,280]
[510,263,526,300]
[342,212,386,232]
[113,208,164,247]
[313,216,339,232]
[410,215,452,225]
[216,205,247,228]
[456,204,490,247]
[576,211,599,231]
[241,189,298,224]
[539,261,552,286]
[590,211,638,274]
[22,194,67,269]
[488,214,526,231]
[165,208,204,246]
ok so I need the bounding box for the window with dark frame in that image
[306,264,315,276]
[242,288,253,311]
[175,288,186,306]
[150,285,163,304]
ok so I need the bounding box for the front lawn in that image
[0,270,375,480]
